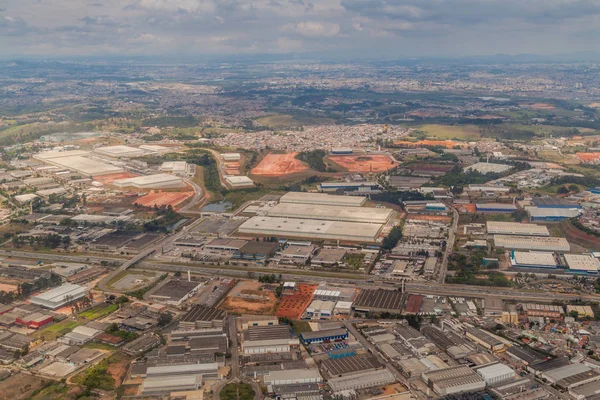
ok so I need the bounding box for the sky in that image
[1,0,600,59]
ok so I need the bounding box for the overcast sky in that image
[2,0,600,59]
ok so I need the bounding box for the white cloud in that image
[279,21,340,38]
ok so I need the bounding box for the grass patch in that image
[223,189,282,211]
[255,113,334,129]
[220,383,255,400]
[412,124,481,140]
[79,303,118,320]
[33,319,82,341]
[83,342,119,351]
[290,320,312,336]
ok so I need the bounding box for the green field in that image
[33,319,82,341]
[412,124,481,140]
[255,114,335,129]
[79,303,118,320]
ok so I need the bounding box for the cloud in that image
[279,21,340,38]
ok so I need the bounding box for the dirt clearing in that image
[251,152,308,176]
[328,154,395,173]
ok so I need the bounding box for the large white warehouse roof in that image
[267,203,393,224]
[113,173,185,189]
[34,150,123,176]
[564,254,600,272]
[487,221,549,236]
[280,192,365,207]
[494,235,570,252]
[31,283,88,309]
[94,145,146,158]
[238,216,382,242]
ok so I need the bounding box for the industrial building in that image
[94,145,146,159]
[522,303,564,318]
[542,363,598,389]
[464,162,512,174]
[238,217,383,243]
[475,363,515,385]
[148,279,203,306]
[510,251,558,269]
[532,197,581,209]
[353,289,404,314]
[265,203,393,224]
[486,221,549,236]
[30,283,88,309]
[179,305,226,330]
[321,354,382,377]
[233,241,279,263]
[141,375,202,395]
[225,176,255,189]
[121,334,161,356]
[264,369,322,386]
[220,153,241,161]
[566,305,595,319]
[465,328,505,352]
[15,312,54,329]
[33,150,123,176]
[242,325,299,355]
[475,203,517,213]
[319,181,380,192]
[564,254,600,275]
[112,173,186,189]
[526,206,580,222]
[313,287,356,302]
[241,315,278,330]
[300,328,348,344]
[279,192,366,207]
[277,245,316,264]
[159,161,194,177]
[422,365,486,396]
[304,300,336,319]
[328,369,396,393]
[493,235,570,252]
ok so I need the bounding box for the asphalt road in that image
[438,207,459,284]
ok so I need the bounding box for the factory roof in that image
[526,207,580,218]
[225,176,254,185]
[266,203,393,224]
[512,252,557,267]
[532,197,580,208]
[149,279,202,301]
[564,254,600,272]
[244,325,292,341]
[113,173,185,189]
[476,203,517,211]
[327,369,395,392]
[300,328,347,341]
[279,192,365,207]
[464,162,512,174]
[312,248,347,263]
[543,363,591,382]
[31,283,87,304]
[237,241,279,255]
[94,145,146,158]
[494,235,570,251]
[506,345,546,365]
[239,217,382,242]
[146,362,218,376]
[476,363,514,380]
[322,354,382,376]
[34,150,123,176]
[265,369,322,383]
[181,305,226,323]
[353,289,404,311]
[486,221,550,236]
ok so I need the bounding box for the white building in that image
[264,369,322,386]
[304,300,336,319]
[476,363,515,385]
[160,161,193,177]
[31,283,89,309]
[221,153,241,161]
[279,192,365,207]
[225,176,254,189]
[486,221,550,236]
[328,369,396,393]
[112,173,186,189]
[266,203,393,224]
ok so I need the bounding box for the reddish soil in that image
[576,152,600,163]
[329,154,396,173]
[93,172,139,184]
[528,103,556,110]
[135,190,193,208]
[251,152,308,176]
[275,284,317,319]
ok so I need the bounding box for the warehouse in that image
[486,221,549,236]
[15,312,54,329]
[475,363,515,385]
[467,185,511,193]
[526,206,580,222]
[266,203,393,224]
[225,176,255,189]
[241,315,278,330]
[149,279,203,307]
[506,346,546,366]
[221,153,241,161]
[304,300,336,319]
[522,303,563,318]
[233,241,279,262]
[122,334,161,356]
[238,217,382,243]
[328,369,396,393]
[465,328,505,352]
[14,193,39,204]
[159,161,193,177]
[311,248,347,267]
[189,335,228,355]
[319,181,380,192]
[564,254,600,275]
[464,162,512,174]
[279,192,366,207]
[321,354,382,377]
[353,289,404,314]
[300,328,348,344]
[532,197,581,209]
[422,365,486,396]
[94,145,146,159]
[145,362,219,380]
[34,150,123,176]
[510,251,558,269]
[31,283,88,309]
[264,369,322,386]
[313,287,356,302]
[278,245,316,264]
[112,173,186,189]
[141,375,202,395]
[205,238,247,251]
[139,144,174,155]
[388,176,431,189]
[542,363,594,385]
[242,326,299,355]
[494,235,570,252]
[179,305,226,330]
[475,203,517,213]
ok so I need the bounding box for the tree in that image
[158,313,173,327]
[569,310,579,320]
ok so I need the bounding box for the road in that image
[438,207,458,284]
[228,316,240,380]
[179,176,206,214]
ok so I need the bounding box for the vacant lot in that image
[328,154,396,173]
[92,172,139,185]
[251,152,309,176]
[255,114,334,129]
[108,271,157,291]
[135,190,193,208]
[414,124,481,140]
[33,319,82,341]
[0,372,48,400]
[79,303,118,320]
[550,220,600,252]
[220,280,278,315]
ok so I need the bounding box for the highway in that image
[179,176,206,214]
[438,207,458,284]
